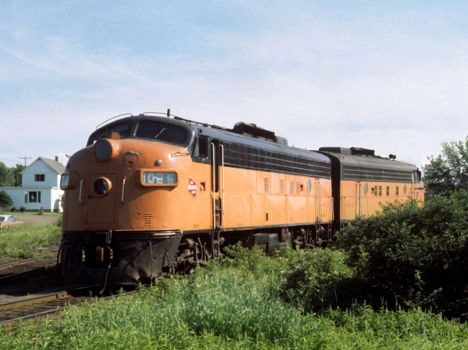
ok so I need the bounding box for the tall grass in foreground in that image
[1,247,466,349]
[0,223,61,259]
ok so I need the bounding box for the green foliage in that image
[424,136,468,197]
[1,248,466,349]
[11,164,25,187]
[0,191,13,210]
[0,162,25,187]
[0,162,11,186]
[334,191,468,320]
[0,223,61,259]
[279,248,353,313]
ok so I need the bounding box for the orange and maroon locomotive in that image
[58,111,424,287]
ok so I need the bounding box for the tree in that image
[11,164,25,187]
[423,136,468,197]
[0,162,12,187]
[0,162,24,187]
[0,191,13,210]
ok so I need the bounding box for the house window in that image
[35,174,45,182]
[28,191,42,203]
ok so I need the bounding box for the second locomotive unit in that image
[58,112,424,287]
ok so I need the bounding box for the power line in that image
[19,156,32,166]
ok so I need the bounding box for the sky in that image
[1,0,467,170]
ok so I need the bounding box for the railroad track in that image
[0,257,52,271]
[0,264,56,284]
[0,255,134,330]
[0,291,73,328]
[0,287,135,329]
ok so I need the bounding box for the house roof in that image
[26,157,66,174]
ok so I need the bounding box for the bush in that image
[279,248,353,313]
[334,190,468,320]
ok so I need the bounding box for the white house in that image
[0,157,66,212]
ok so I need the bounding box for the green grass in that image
[0,222,61,259]
[1,247,466,349]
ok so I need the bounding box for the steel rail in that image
[0,264,56,283]
[0,288,135,329]
[0,291,70,328]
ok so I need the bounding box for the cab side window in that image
[193,135,210,161]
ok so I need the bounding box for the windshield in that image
[87,121,132,145]
[135,120,189,146]
[87,119,190,147]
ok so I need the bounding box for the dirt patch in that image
[8,212,61,225]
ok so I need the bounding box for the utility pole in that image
[19,156,32,166]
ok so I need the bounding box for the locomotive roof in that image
[193,121,330,165]
[318,147,418,172]
[91,113,330,165]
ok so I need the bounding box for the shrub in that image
[334,190,468,320]
[279,248,353,313]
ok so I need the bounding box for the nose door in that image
[86,174,119,225]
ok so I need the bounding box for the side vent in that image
[144,213,153,227]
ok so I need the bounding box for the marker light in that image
[60,173,70,190]
[60,172,78,190]
[140,171,178,187]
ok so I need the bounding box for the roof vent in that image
[232,122,287,144]
[319,147,351,155]
[350,147,375,156]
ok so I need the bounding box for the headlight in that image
[94,139,119,162]
[140,171,178,187]
[94,177,112,195]
[60,173,70,190]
